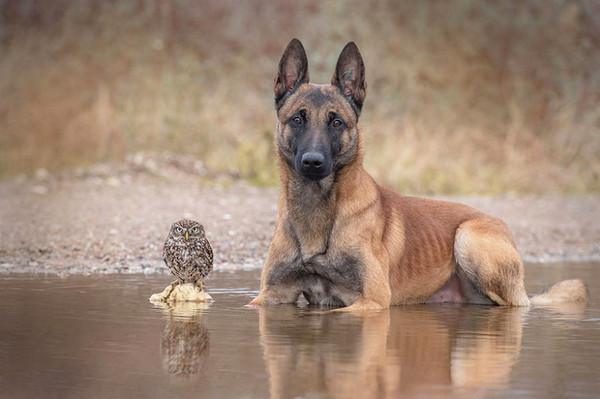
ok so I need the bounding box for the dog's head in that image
[274,39,367,181]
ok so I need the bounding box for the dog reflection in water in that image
[153,301,210,383]
[259,302,585,399]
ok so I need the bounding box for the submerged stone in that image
[149,283,213,303]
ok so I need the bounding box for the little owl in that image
[163,219,213,291]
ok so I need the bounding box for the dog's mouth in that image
[299,169,331,181]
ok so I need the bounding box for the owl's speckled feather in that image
[163,219,213,289]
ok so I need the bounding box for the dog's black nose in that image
[301,152,324,170]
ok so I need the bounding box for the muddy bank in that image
[1,158,599,275]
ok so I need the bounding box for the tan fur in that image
[530,279,589,305]
[249,39,588,310]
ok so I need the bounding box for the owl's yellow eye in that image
[176,227,183,234]
[192,226,200,234]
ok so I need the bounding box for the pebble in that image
[34,168,50,180]
[30,185,48,195]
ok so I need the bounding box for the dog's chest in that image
[298,253,363,307]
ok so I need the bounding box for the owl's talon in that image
[164,280,180,297]
[194,281,206,292]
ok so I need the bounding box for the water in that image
[0,263,599,398]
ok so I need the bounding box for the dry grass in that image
[1,0,598,194]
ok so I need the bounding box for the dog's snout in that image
[296,150,331,180]
[301,152,325,170]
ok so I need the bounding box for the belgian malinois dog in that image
[249,39,587,310]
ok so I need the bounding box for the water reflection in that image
[152,301,211,383]
[259,302,586,399]
[0,268,595,398]
[260,307,391,399]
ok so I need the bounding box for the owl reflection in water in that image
[160,303,210,382]
[163,219,213,291]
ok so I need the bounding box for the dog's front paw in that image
[331,299,388,312]
[247,288,300,307]
[247,296,265,308]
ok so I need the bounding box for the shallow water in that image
[0,262,599,399]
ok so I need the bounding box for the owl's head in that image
[169,219,205,241]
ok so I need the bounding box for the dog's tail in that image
[529,279,588,305]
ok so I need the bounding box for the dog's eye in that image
[332,119,343,128]
[292,116,302,125]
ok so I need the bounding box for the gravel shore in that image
[1,155,599,275]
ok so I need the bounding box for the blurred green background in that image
[1,0,599,194]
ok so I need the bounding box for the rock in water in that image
[150,283,213,303]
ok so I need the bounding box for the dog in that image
[248,39,587,310]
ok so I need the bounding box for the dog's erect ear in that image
[331,42,366,114]
[274,38,310,109]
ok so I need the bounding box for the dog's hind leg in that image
[454,217,530,306]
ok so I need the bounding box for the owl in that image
[163,219,213,291]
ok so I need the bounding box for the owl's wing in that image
[163,242,183,270]
[205,238,213,266]
[162,242,171,266]
[196,237,214,273]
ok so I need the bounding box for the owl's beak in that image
[185,232,189,240]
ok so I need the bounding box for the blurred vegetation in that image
[1,0,599,194]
